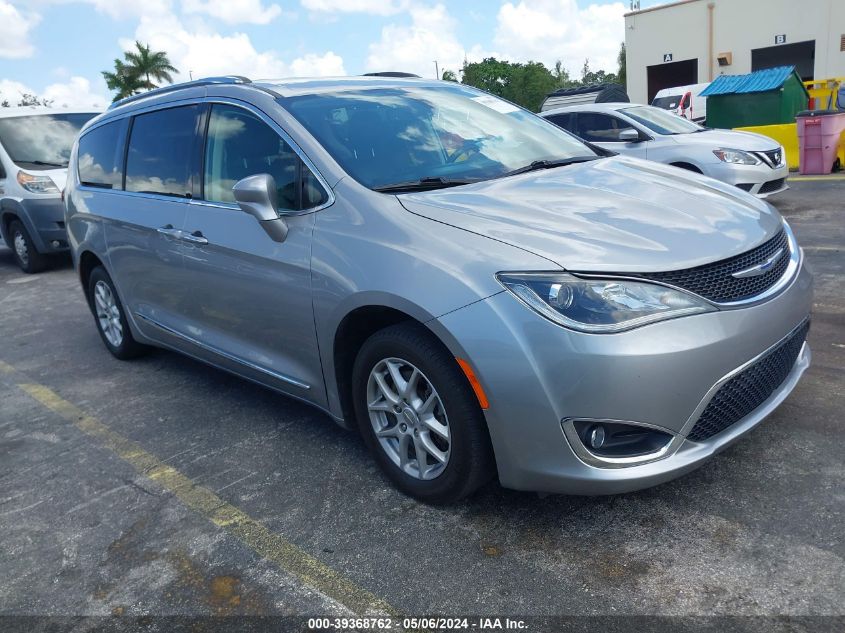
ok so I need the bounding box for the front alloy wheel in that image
[352,322,495,503]
[93,280,124,348]
[367,357,451,480]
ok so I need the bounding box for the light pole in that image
[434,60,439,80]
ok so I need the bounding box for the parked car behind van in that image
[0,107,100,272]
[542,102,789,197]
[66,77,812,502]
[652,82,710,122]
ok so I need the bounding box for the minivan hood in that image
[399,156,783,273]
[671,128,779,151]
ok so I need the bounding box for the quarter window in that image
[78,120,128,189]
[576,113,635,143]
[125,105,199,197]
[203,104,327,210]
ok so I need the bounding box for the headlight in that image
[712,148,760,165]
[497,273,716,333]
[17,171,60,194]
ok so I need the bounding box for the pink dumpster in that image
[796,110,845,174]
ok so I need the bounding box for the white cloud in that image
[183,0,284,25]
[79,0,173,20]
[126,11,344,81]
[494,0,626,76]
[365,4,472,78]
[0,76,108,108]
[0,1,41,58]
[301,0,407,15]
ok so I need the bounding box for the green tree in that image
[441,69,458,82]
[460,57,556,112]
[102,59,145,102]
[102,41,178,102]
[17,93,53,107]
[552,60,578,89]
[617,42,627,90]
[123,41,178,89]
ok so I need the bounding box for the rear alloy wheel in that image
[9,220,48,274]
[352,322,494,503]
[87,266,149,360]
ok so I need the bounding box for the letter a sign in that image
[663,53,673,62]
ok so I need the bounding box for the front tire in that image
[352,322,495,503]
[9,220,48,274]
[87,266,148,360]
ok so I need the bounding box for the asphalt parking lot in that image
[0,179,843,629]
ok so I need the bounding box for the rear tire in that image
[9,220,48,274]
[352,322,495,503]
[87,266,149,360]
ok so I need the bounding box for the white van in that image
[651,82,710,123]
[0,107,99,272]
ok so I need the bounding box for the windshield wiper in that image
[17,159,67,167]
[372,177,478,193]
[499,156,599,179]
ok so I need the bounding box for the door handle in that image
[181,231,209,245]
[156,225,182,238]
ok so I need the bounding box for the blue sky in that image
[0,0,664,107]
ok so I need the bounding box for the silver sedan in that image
[541,102,789,198]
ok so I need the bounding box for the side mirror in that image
[618,128,642,143]
[233,174,288,243]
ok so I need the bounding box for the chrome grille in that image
[687,320,809,442]
[636,228,790,303]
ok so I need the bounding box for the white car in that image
[541,103,788,198]
[0,107,100,272]
[652,82,710,123]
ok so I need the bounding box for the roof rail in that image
[362,72,421,78]
[108,76,252,110]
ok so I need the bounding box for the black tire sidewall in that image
[9,220,47,274]
[352,323,493,503]
[87,267,143,360]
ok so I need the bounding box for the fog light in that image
[588,425,605,449]
[569,419,674,460]
[51,240,60,248]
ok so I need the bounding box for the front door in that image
[180,102,330,406]
[574,112,650,160]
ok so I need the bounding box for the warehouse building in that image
[624,0,845,104]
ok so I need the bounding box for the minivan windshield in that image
[0,113,97,170]
[284,84,598,190]
[620,105,702,135]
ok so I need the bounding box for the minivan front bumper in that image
[434,254,813,495]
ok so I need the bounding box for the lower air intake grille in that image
[687,320,809,442]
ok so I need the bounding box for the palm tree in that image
[101,42,178,102]
[123,41,178,90]
[102,59,145,102]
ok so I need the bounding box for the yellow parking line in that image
[6,372,397,617]
[789,175,845,182]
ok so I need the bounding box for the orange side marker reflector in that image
[456,358,489,409]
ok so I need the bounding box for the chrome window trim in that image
[200,96,335,214]
[76,94,336,215]
[135,312,311,390]
[561,418,676,468]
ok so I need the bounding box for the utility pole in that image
[434,60,439,80]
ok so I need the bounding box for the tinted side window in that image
[126,105,198,197]
[78,120,127,189]
[546,114,573,132]
[204,104,327,210]
[576,113,634,142]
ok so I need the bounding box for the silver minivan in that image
[66,76,813,502]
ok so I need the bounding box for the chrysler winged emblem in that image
[732,248,784,278]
